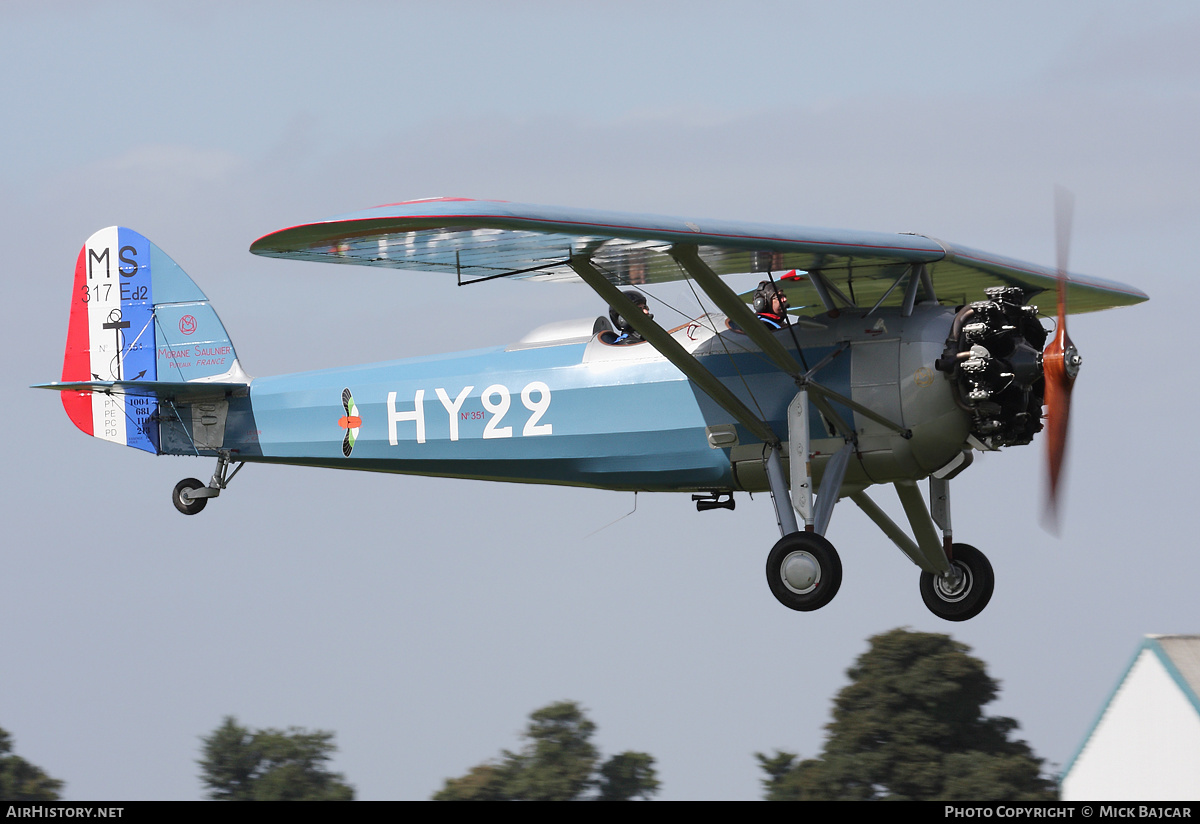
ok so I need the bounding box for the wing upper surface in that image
[250,198,1147,314]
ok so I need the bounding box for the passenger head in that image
[610,290,652,332]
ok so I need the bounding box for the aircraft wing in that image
[250,197,1147,314]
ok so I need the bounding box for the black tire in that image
[172,478,208,515]
[920,543,994,621]
[766,532,843,611]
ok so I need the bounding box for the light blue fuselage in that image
[157,307,969,494]
[250,339,732,490]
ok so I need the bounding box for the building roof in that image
[1154,635,1200,705]
[1061,634,1200,783]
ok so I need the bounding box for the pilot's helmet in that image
[753,281,787,314]
[610,290,651,333]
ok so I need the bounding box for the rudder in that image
[60,227,245,453]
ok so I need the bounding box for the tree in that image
[199,716,354,801]
[596,751,660,801]
[433,701,659,801]
[0,728,63,801]
[758,628,1057,801]
[501,701,599,801]
[431,763,512,801]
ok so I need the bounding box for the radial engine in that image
[937,286,1048,449]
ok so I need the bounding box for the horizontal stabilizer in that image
[34,379,249,401]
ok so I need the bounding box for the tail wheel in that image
[920,543,994,621]
[766,532,842,612]
[172,478,207,515]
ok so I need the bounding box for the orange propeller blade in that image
[1042,188,1081,531]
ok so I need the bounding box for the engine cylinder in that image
[937,287,1047,449]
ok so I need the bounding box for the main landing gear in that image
[171,451,243,516]
[919,543,994,622]
[766,532,842,611]
[760,388,995,620]
[761,403,848,612]
[851,476,995,621]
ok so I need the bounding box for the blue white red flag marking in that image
[62,227,158,452]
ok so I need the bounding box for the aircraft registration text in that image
[388,381,552,445]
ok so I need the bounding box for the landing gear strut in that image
[849,468,996,621]
[757,386,996,620]
[172,451,243,516]
[761,388,851,612]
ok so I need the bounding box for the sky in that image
[4,0,1199,801]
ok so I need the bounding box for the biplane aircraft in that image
[36,198,1147,621]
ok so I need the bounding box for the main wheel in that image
[172,478,208,515]
[766,532,842,611]
[920,543,994,621]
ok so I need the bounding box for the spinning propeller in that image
[1042,188,1082,532]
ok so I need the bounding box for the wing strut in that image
[901,264,924,316]
[567,255,780,446]
[668,245,804,377]
[865,265,914,317]
[810,270,857,310]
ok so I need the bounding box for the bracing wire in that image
[674,260,772,422]
[764,270,811,373]
[589,256,775,425]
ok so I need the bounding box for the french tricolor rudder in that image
[57,227,243,454]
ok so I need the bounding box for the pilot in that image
[753,281,789,329]
[610,290,653,344]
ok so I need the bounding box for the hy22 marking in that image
[388,381,552,445]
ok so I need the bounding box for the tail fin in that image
[56,227,246,453]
